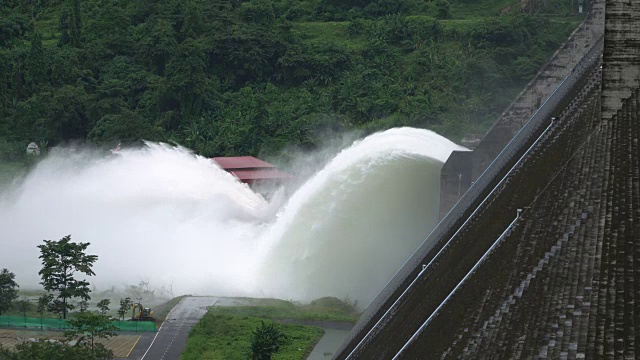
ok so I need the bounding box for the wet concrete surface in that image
[307,328,352,360]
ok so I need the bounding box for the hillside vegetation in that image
[0,0,584,163]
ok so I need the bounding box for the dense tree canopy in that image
[0,0,583,163]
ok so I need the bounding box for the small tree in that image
[97,299,110,315]
[0,268,19,316]
[78,299,89,313]
[38,235,98,319]
[37,294,53,328]
[250,321,287,360]
[66,312,117,352]
[117,297,133,321]
[16,298,33,322]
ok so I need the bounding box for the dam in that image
[337,0,640,357]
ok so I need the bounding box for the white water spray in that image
[0,128,465,307]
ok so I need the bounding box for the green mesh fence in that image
[113,319,156,332]
[0,316,156,332]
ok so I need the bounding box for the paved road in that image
[124,296,217,360]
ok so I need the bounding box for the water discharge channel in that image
[0,127,464,308]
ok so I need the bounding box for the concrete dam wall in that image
[336,0,640,357]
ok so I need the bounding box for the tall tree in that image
[58,0,82,47]
[38,235,98,319]
[70,0,82,45]
[0,268,19,316]
[25,31,48,93]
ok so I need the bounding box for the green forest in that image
[0,0,584,163]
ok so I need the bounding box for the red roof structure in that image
[212,156,292,184]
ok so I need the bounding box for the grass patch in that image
[182,312,323,360]
[182,297,358,360]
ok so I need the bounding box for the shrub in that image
[250,321,287,360]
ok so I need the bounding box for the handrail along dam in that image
[336,0,640,358]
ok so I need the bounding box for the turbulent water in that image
[0,128,465,307]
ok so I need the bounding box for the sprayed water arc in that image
[0,128,465,307]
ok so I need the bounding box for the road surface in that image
[123,296,217,360]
